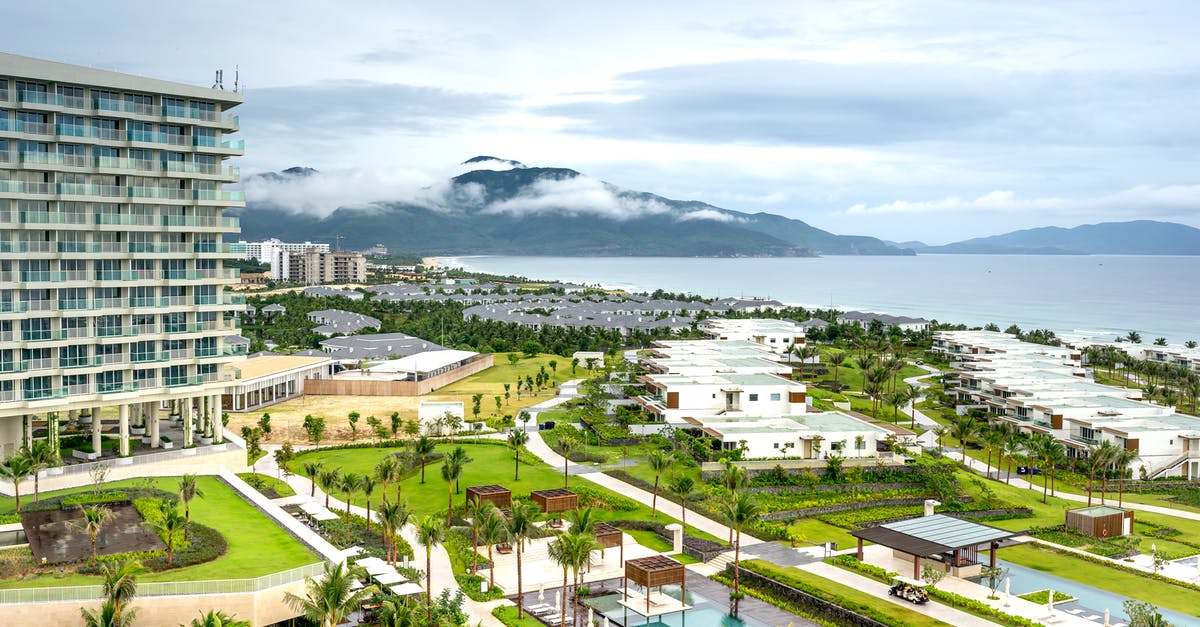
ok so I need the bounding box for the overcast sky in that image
[9,1,1200,243]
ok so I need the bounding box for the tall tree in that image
[557,436,578,488]
[414,436,436,484]
[284,561,376,627]
[415,516,445,608]
[317,467,340,509]
[440,446,472,524]
[100,559,149,625]
[507,429,529,481]
[719,493,763,614]
[177,474,205,525]
[1110,446,1139,508]
[668,474,696,530]
[68,505,113,564]
[303,461,323,498]
[647,450,670,518]
[146,503,187,565]
[827,350,847,390]
[505,500,543,619]
[377,502,411,565]
[359,475,378,529]
[478,507,508,591]
[23,441,59,503]
[948,414,978,464]
[0,454,34,510]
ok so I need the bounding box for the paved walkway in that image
[523,431,763,546]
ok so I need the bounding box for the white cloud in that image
[842,185,1200,218]
[481,176,673,220]
[242,168,441,217]
[677,209,744,223]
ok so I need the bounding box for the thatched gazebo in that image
[466,484,512,509]
[623,555,687,616]
[594,521,624,566]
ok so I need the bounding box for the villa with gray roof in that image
[307,309,382,336]
[838,310,931,332]
[319,332,446,361]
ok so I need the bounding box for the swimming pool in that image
[581,586,770,627]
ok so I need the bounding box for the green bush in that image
[62,491,128,507]
[572,483,638,511]
[0,513,19,525]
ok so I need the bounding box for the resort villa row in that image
[934,330,1200,480]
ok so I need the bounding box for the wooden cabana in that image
[623,555,687,617]
[1066,505,1132,538]
[595,522,624,566]
[465,484,512,509]
[530,488,578,525]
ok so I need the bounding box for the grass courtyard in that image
[0,476,318,588]
[288,441,721,541]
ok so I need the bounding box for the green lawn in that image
[740,560,952,627]
[1001,544,1200,616]
[0,476,318,588]
[290,442,721,541]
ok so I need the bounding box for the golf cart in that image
[888,576,929,604]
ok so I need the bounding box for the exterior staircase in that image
[1148,454,1196,479]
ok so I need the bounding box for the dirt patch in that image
[22,504,165,564]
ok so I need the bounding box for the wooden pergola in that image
[624,555,686,616]
[465,484,512,509]
[595,522,624,566]
[530,488,577,525]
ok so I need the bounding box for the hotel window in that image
[162,312,186,333]
[130,341,157,363]
[124,92,153,115]
[22,376,52,400]
[98,370,125,393]
[134,368,156,386]
[770,393,781,401]
[163,364,187,386]
[93,117,119,140]
[20,317,51,341]
[15,80,47,103]
[93,90,120,110]
[14,112,46,128]
[56,85,84,108]
[193,126,216,147]
[163,97,186,116]
[65,374,89,395]
[128,121,155,143]
[59,344,89,368]
[748,393,759,401]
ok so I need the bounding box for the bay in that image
[443,254,1200,344]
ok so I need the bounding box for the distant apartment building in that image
[236,238,329,262]
[282,248,366,285]
[0,53,246,457]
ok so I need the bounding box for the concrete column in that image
[212,394,224,444]
[22,415,31,450]
[118,404,130,457]
[185,397,196,447]
[67,409,78,430]
[149,404,160,448]
[91,407,102,456]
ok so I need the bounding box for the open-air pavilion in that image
[531,488,578,526]
[466,484,512,509]
[621,555,690,617]
[851,514,1017,579]
[594,522,625,566]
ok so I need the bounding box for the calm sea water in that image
[443,255,1200,343]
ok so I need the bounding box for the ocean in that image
[442,254,1200,344]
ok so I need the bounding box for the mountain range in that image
[232,158,914,257]
[893,220,1200,255]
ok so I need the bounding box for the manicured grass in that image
[787,517,862,551]
[494,605,545,627]
[738,560,952,627]
[0,476,318,588]
[1017,589,1074,604]
[237,472,296,498]
[290,442,721,541]
[1001,544,1200,616]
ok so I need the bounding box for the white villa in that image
[637,372,808,423]
[698,318,806,354]
[683,412,893,459]
[934,330,1200,479]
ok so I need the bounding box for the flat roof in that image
[0,52,244,104]
[851,514,1015,557]
[1072,505,1127,517]
[236,355,331,381]
[368,350,478,374]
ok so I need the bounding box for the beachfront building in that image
[698,318,805,354]
[838,311,931,333]
[235,238,329,263]
[637,372,808,423]
[641,339,792,377]
[683,412,893,458]
[0,52,246,458]
[934,330,1200,479]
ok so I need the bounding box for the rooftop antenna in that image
[212,69,224,90]
[233,65,239,93]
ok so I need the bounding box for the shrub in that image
[62,491,128,507]
[572,484,638,512]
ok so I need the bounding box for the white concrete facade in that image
[699,318,805,354]
[0,53,247,459]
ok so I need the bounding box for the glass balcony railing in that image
[165,375,203,387]
[195,348,219,358]
[20,271,67,282]
[23,388,67,401]
[57,243,100,253]
[222,344,249,356]
[60,357,101,369]
[193,190,245,202]
[16,90,51,104]
[0,362,27,373]
[219,139,244,151]
[98,381,138,394]
[97,326,138,338]
[131,351,168,364]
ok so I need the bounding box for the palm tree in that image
[303,461,323,498]
[1002,431,1022,485]
[667,474,696,530]
[548,535,575,627]
[550,531,599,627]
[441,447,470,524]
[1085,442,1117,506]
[981,424,1005,479]
[23,441,58,503]
[1109,446,1139,507]
[284,560,376,627]
[506,500,543,619]
[374,456,399,506]
[719,492,762,613]
[906,383,921,429]
[181,610,251,627]
[317,467,340,509]
[1040,438,1069,502]
[178,474,204,525]
[647,450,670,518]
[0,454,34,510]
[145,503,188,565]
[359,475,378,528]
[720,462,749,545]
[415,515,445,607]
[413,436,436,484]
[888,389,909,421]
[556,436,578,488]
[478,506,507,591]
[339,473,362,515]
[948,414,978,464]
[507,428,530,481]
[377,502,411,565]
[100,559,149,625]
[827,350,847,390]
[81,601,137,627]
[68,505,114,564]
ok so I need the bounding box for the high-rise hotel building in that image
[0,53,246,459]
